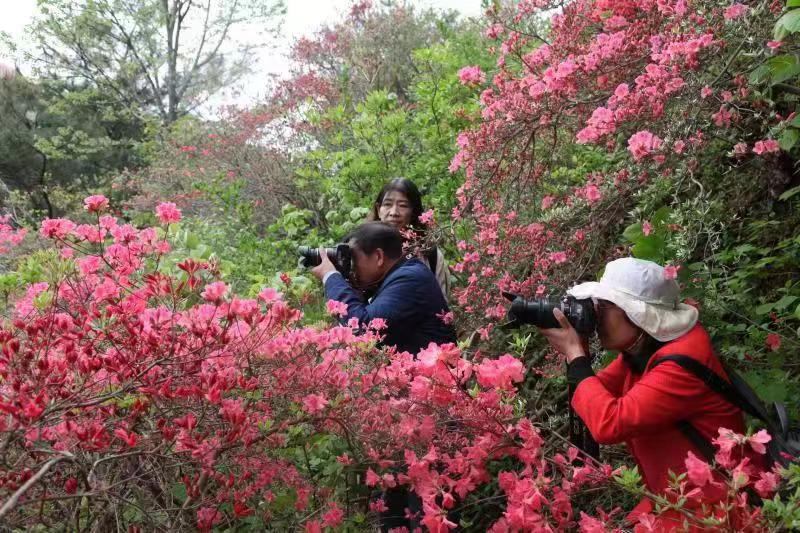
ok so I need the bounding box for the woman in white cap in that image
[539,257,762,530]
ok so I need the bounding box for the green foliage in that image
[763,462,800,529]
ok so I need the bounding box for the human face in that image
[595,299,641,351]
[378,190,414,229]
[349,243,387,289]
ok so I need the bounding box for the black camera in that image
[298,244,353,279]
[502,292,597,337]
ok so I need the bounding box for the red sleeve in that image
[571,361,711,444]
[593,355,628,397]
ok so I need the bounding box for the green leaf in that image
[779,128,800,151]
[171,482,187,503]
[777,10,800,35]
[756,302,774,315]
[651,206,672,226]
[789,0,800,7]
[775,295,799,311]
[767,54,800,84]
[795,302,800,320]
[779,185,800,201]
[622,222,644,242]
[631,236,665,262]
[750,64,771,85]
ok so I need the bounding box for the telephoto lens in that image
[297,246,323,267]
[297,244,353,279]
[502,292,597,337]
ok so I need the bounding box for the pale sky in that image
[0,0,484,109]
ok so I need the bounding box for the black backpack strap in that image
[677,421,717,463]
[649,355,765,421]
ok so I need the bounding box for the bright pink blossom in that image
[685,451,713,486]
[321,504,344,528]
[642,221,653,236]
[326,299,348,317]
[155,202,182,224]
[302,393,328,414]
[475,354,524,389]
[755,470,780,497]
[723,3,748,21]
[752,139,780,155]
[627,131,662,161]
[201,281,229,302]
[40,218,76,239]
[458,65,486,86]
[766,333,781,352]
[748,429,772,454]
[197,507,223,531]
[83,195,110,213]
[663,264,680,280]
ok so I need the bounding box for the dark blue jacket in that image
[324,258,456,354]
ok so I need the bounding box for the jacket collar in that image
[622,334,664,374]
[362,257,410,299]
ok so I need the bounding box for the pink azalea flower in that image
[196,507,222,530]
[748,429,772,454]
[549,251,568,264]
[642,221,653,236]
[326,299,348,318]
[419,209,435,225]
[663,264,680,280]
[700,85,713,99]
[685,451,714,486]
[724,3,748,21]
[584,184,602,204]
[365,468,381,487]
[458,65,486,86]
[321,504,344,528]
[755,470,780,497]
[627,130,662,161]
[302,393,328,414]
[752,139,780,155]
[369,498,389,512]
[475,354,525,389]
[732,142,748,157]
[40,218,77,239]
[765,333,781,352]
[201,281,229,302]
[258,287,282,303]
[767,40,783,51]
[155,202,182,224]
[83,195,109,213]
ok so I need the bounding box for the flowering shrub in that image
[0,195,794,531]
[446,0,797,344]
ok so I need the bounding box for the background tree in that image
[8,0,285,125]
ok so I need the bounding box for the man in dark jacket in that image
[311,221,456,354]
[311,222,456,530]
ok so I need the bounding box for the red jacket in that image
[572,324,749,526]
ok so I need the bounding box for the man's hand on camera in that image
[538,308,588,363]
[311,247,338,281]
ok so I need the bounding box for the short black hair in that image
[345,222,404,259]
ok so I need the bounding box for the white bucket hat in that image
[566,257,698,342]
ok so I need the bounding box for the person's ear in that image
[375,248,385,268]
